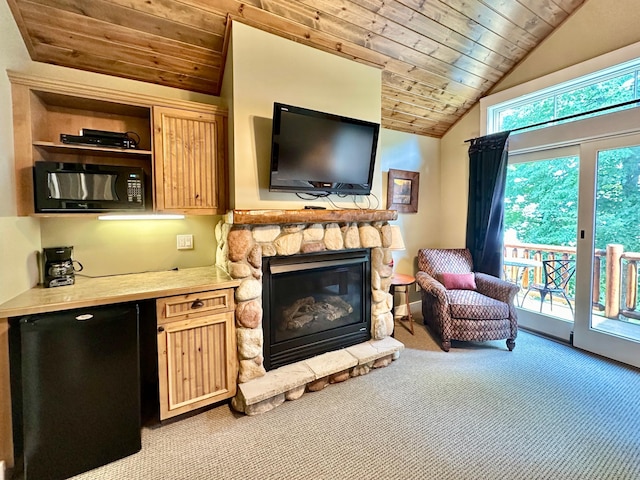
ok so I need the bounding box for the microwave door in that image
[95,174,117,201]
[48,172,117,202]
[35,161,146,212]
[47,173,62,199]
[48,172,84,201]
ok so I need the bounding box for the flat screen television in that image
[269,102,379,195]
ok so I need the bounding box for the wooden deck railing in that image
[504,242,639,320]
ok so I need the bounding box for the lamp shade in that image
[389,225,406,251]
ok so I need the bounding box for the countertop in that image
[0,265,240,318]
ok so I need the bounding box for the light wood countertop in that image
[0,265,240,318]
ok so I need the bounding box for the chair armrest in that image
[416,271,448,303]
[475,272,519,304]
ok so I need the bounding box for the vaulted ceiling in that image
[7,0,586,138]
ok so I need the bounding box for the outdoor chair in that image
[522,259,576,318]
[416,248,519,352]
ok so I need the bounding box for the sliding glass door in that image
[504,147,579,342]
[574,135,640,368]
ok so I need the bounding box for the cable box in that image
[79,128,129,139]
[60,134,137,149]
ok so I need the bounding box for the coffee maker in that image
[42,246,83,288]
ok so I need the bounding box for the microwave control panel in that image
[127,174,144,203]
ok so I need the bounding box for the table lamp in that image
[389,225,406,267]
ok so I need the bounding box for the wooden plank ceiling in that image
[7,0,585,138]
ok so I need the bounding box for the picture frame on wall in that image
[386,169,419,213]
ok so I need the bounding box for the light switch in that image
[177,234,193,250]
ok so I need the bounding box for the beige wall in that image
[439,0,640,247]
[0,1,42,302]
[40,216,218,278]
[378,129,440,275]
[228,22,382,210]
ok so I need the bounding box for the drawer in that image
[157,289,234,324]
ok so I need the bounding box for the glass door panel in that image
[504,148,579,341]
[574,135,640,368]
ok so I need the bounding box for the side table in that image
[390,273,416,335]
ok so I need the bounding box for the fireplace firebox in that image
[262,249,372,370]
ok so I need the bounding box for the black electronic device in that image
[60,133,137,149]
[41,246,83,288]
[33,161,146,213]
[269,102,379,195]
[10,303,141,479]
[79,128,130,139]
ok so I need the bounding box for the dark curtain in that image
[465,131,511,277]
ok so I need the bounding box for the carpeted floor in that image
[71,317,640,480]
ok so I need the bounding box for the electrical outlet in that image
[177,234,193,250]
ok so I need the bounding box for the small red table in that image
[390,273,416,335]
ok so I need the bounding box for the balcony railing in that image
[504,242,639,321]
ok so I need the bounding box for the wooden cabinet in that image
[156,289,237,420]
[153,106,227,215]
[9,72,228,216]
[10,74,153,216]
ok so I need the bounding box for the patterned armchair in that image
[416,248,518,352]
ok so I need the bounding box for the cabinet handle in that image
[191,299,204,309]
[158,326,165,333]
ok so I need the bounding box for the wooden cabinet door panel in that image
[157,312,236,420]
[153,106,227,214]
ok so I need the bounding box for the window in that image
[487,58,640,134]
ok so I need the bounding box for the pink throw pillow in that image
[440,272,476,290]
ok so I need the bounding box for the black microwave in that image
[33,161,146,213]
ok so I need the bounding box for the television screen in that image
[269,103,379,195]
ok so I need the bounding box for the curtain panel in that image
[465,131,511,277]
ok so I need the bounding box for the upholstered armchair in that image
[416,248,518,352]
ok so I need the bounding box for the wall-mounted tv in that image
[269,102,380,195]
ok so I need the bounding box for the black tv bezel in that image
[268,102,379,195]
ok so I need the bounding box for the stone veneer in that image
[215,209,404,415]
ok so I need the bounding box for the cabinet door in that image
[157,311,236,420]
[153,106,227,214]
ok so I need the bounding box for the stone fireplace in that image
[216,209,405,414]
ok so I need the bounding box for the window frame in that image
[480,41,640,137]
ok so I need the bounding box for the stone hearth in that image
[215,209,405,415]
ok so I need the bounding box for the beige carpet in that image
[70,314,640,480]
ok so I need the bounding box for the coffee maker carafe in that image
[42,246,83,288]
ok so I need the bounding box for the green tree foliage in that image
[504,157,579,247]
[505,150,640,253]
[594,147,640,253]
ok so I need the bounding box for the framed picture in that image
[387,169,419,213]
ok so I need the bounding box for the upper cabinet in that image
[153,107,227,215]
[9,72,228,217]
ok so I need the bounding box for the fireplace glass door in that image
[263,249,371,370]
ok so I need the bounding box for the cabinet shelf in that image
[33,141,152,158]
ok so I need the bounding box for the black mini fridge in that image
[11,303,141,480]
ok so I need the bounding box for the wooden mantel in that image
[228,209,398,225]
